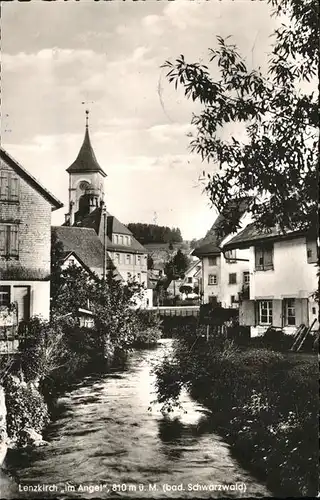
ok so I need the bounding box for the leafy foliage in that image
[154,333,318,496]
[163,0,318,234]
[3,376,49,447]
[127,223,183,244]
[164,249,190,279]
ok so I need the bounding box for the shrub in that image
[4,376,49,447]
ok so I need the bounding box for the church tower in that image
[65,110,107,225]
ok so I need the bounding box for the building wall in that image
[202,248,250,307]
[219,249,250,308]
[0,158,52,277]
[69,172,104,214]
[0,281,50,323]
[249,237,318,299]
[202,255,222,303]
[108,251,148,285]
[240,237,318,335]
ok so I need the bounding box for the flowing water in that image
[2,340,270,498]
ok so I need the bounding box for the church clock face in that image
[79,181,90,191]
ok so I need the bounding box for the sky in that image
[1,0,276,240]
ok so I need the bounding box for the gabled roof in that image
[223,223,311,250]
[1,148,63,211]
[62,250,95,276]
[66,125,106,177]
[52,226,113,273]
[73,206,147,253]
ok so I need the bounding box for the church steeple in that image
[66,110,107,177]
[66,111,106,226]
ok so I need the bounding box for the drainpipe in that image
[102,204,107,281]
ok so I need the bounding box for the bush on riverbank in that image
[154,335,318,497]
[3,375,49,447]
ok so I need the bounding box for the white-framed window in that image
[255,245,274,271]
[243,271,250,284]
[0,171,19,202]
[113,234,119,245]
[125,236,131,246]
[258,300,273,325]
[229,273,237,285]
[137,272,141,283]
[0,285,11,307]
[208,274,217,285]
[115,253,120,264]
[0,224,19,258]
[284,298,296,326]
[126,254,131,264]
[120,235,124,245]
[136,255,141,265]
[127,272,131,281]
[231,295,236,304]
[306,239,318,264]
[208,256,217,266]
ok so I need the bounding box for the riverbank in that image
[155,335,318,497]
[2,342,271,499]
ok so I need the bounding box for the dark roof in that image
[1,148,63,211]
[73,207,147,254]
[192,242,221,257]
[62,250,95,276]
[223,223,310,250]
[66,126,106,177]
[52,226,114,273]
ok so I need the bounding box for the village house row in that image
[0,116,318,337]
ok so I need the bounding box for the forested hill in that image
[127,223,183,244]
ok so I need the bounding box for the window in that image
[306,239,318,264]
[0,286,10,307]
[208,274,217,285]
[0,171,19,202]
[284,298,296,326]
[115,253,120,264]
[243,271,250,284]
[255,245,274,271]
[125,236,131,246]
[229,273,237,285]
[113,234,119,245]
[137,255,141,265]
[126,254,131,264]
[137,273,141,283]
[225,249,237,262]
[208,256,217,266]
[258,300,273,325]
[120,235,124,245]
[187,277,193,283]
[0,225,19,258]
[127,272,131,281]
[231,295,236,304]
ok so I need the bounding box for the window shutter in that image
[10,175,19,201]
[255,247,263,270]
[273,299,282,327]
[0,172,9,200]
[0,226,6,255]
[9,226,19,257]
[295,299,309,326]
[239,300,255,326]
[264,247,274,269]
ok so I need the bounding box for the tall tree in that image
[163,0,318,235]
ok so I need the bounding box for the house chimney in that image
[69,201,75,226]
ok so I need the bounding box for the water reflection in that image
[3,341,270,498]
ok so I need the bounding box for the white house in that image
[193,205,252,308]
[224,224,319,336]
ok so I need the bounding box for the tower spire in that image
[85,109,89,129]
